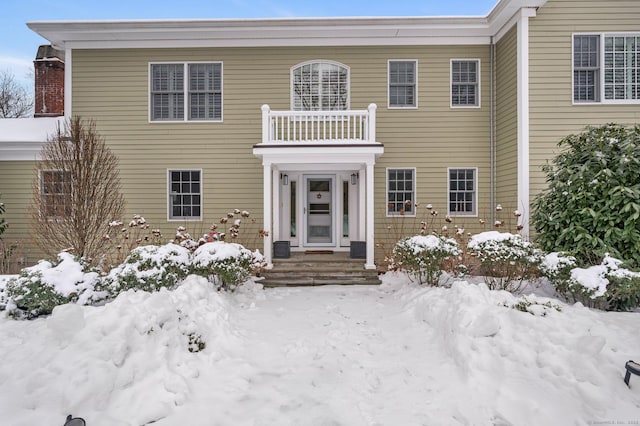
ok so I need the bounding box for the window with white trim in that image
[169,170,202,220]
[388,60,417,108]
[40,170,71,220]
[448,168,476,216]
[387,168,415,216]
[151,63,222,121]
[573,34,640,103]
[451,60,480,107]
[291,61,349,111]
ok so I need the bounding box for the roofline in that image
[27,0,547,49]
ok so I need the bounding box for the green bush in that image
[3,252,101,319]
[468,231,542,292]
[541,253,640,311]
[532,124,640,266]
[392,235,461,286]
[101,243,191,297]
[190,242,253,290]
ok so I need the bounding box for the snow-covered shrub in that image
[101,243,190,297]
[468,231,542,292]
[532,124,640,266]
[547,254,640,311]
[190,241,253,291]
[2,252,102,319]
[392,235,461,286]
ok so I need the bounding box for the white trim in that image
[262,161,273,268]
[365,162,376,269]
[571,32,640,106]
[290,60,350,111]
[387,59,418,109]
[446,167,479,217]
[166,168,204,222]
[64,48,72,118]
[149,61,223,123]
[385,167,417,218]
[516,10,530,236]
[28,2,549,50]
[450,58,481,109]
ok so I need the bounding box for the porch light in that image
[281,173,289,185]
[350,173,358,185]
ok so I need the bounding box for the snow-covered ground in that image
[0,274,639,426]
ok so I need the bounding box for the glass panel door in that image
[305,176,333,245]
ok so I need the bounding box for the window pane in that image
[452,60,479,106]
[387,168,415,215]
[389,61,416,107]
[169,170,201,219]
[448,168,476,215]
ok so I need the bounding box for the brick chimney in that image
[34,45,65,117]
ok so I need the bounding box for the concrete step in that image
[260,252,381,287]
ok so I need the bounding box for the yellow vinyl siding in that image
[495,26,518,211]
[0,161,45,265]
[529,0,640,207]
[71,45,492,262]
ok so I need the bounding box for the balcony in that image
[260,104,377,145]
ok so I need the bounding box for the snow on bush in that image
[1,252,102,319]
[190,242,253,290]
[468,231,542,292]
[543,253,640,311]
[101,243,191,298]
[392,235,461,286]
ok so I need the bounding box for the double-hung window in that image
[40,170,71,220]
[388,60,417,108]
[451,60,480,107]
[168,170,202,220]
[573,34,640,103]
[151,63,222,121]
[448,168,477,216]
[387,168,415,216]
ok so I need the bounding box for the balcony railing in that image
[261,104,377,145]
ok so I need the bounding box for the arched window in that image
[291,61,349,111]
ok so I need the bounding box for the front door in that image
[305,176,333,245]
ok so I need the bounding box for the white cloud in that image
[0,55,33,89]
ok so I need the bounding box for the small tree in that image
[31,116,125,262]
[532,124,640,266]
[0,69,32,118]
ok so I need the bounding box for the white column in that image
[263,161,273,269]
[367,103,377,142]
[261,104,270,145]
[517,9,536,237]
[272,168,280,243]
[64,48,72,118]
[358,167,366,240]
[365,162,376,270]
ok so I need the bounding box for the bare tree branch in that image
[0,69,33,118]
[30,116,125,263]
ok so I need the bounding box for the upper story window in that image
[150,63,222,121]
[40,170,71,220]
[573,34,640,103]
[387,168,415,216]
[388,60,417,108]
[451,60,480,107]
[291,61,349,111]
[448,168,477,216]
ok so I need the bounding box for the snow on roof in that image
[0,117,64,161]
[0,117,63,143]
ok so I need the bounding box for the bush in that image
[392,235,461,286]
[101,243,190,297]
[2,252,101,319]
[468,231,542,292]
[190,242,253,290]
[542,253,640,311]
[532,124,640,266]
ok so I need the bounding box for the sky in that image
[1,0,497,89]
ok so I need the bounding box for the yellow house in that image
[1,0,639,271]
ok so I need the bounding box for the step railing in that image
[261,104,377,145]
